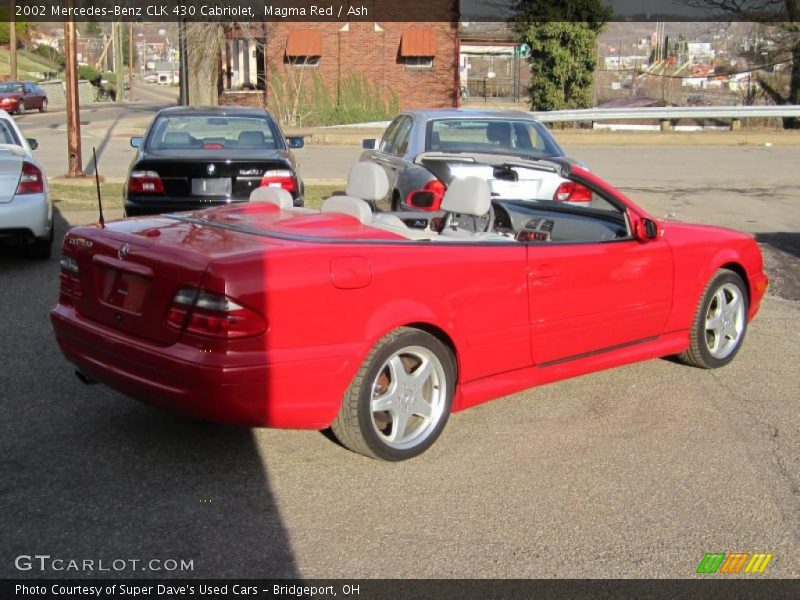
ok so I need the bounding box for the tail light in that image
[553,182,592,203]
[58,255,82,306]
[260,170,298,194]
[167,288,266,339]
[405,179,446,211]
[128,170,164,194]
[16,162,44,195]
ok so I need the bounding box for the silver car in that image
[0,109,52,258]
[360,109,587,212]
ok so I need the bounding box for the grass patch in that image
[50,182,344,211]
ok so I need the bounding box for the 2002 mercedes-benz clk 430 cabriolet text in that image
[51,160,768,460]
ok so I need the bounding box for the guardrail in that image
[530,105,800,131]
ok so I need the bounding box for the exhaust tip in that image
[75,370,98,385]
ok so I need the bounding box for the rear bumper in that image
[0,193,51,239]
[51,304,351,429]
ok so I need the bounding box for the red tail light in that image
[553,182,592,203]
[260,170,298,194]
[128,170,164,194]
[202,143,224,150]
[167,288,266,339]
[16,162,44,195]
[405,179,446,211]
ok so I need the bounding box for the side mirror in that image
[130,136,142,148]
[286,136,304,149]
[27,138,38,150]
[635,217,660,241]
[362,138,377,150]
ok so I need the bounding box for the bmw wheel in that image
[332,327,455,460]
[678,269,749,369]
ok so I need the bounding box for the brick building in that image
[220,21,460,118]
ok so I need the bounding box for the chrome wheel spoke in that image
[371,389,398,413]
[704,282,747,360]
[705,314,723,334]
[388,408,411,443]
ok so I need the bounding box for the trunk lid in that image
[64,215,277,345]
[135,152,293,201]
[0,145,24,203]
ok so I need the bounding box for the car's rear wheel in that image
[39,99,48,113]
[17,101,25,115]
[677,269,748,369]
[331,327,455,460]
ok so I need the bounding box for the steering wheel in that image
[472,203,496,233]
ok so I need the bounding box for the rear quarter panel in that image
[205,239,531,422]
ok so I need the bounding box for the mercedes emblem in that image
[118,243,130,260]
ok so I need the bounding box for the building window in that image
[404,56,433,70]
[285,55,320,68]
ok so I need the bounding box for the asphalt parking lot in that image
[1,143,798,579]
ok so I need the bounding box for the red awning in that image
[285,30,323,57]
[400,30,436,57]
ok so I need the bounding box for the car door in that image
[527,196,674,366]
[370,115,413,201]
[21,84,36,109]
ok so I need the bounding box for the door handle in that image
[530,266,561,280]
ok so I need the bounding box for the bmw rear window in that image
[147,115,282,151]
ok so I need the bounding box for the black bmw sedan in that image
[124,106,304,216]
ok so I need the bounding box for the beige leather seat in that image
[249,186,293,209]
[439,177,506,241]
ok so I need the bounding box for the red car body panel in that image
[51,167,768,429]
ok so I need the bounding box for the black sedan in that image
[124,106,304,217]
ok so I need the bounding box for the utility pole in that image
[9,0,17,81]
[128,23,134,101]
[178,19,189,105]
[113,22,124,102]
[64,15,83,177]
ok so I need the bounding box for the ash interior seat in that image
[438,176,507,241]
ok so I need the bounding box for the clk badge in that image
[207,164,216,175]
[118,243,130,260]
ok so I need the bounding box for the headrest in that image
[238,131,266,147]
[486,121,512,145]
[163,131,192,146]
[250,186,293,209]
[346,162,389,202]
[321,195,373,224]
[440,177,492,216]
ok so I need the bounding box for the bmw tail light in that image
[128,170,165,194]
[553,182,592,203]
[16,162,44,195]
[167,288,266,339]
[260,170,298,194]
[405,179,446,211]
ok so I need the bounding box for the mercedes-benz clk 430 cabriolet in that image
[51,161,767,461]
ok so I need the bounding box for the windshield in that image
[146,115,282,151]
[426,119,564,158]
[0,83,23,93]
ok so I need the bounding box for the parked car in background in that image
[0,81,48,115]
[124,106,305,216]
[0,110,51,258]
[360,109,589,212]
[51,160,767,460]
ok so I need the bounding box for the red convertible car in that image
[51,161,767,460]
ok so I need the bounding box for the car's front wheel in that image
[331,327,455,460]
[39,99,48,113]
[677,269,749,369]
[17,101,25,115]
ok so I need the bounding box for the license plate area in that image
[191,178,231,196]
[99,267,150,314]
[490,179,542,200]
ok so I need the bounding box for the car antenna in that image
[92,147,105,228]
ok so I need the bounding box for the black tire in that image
[17,101,25,115]
[331,327,456,461]
[677,269,749,369]
[39,99,48,113]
